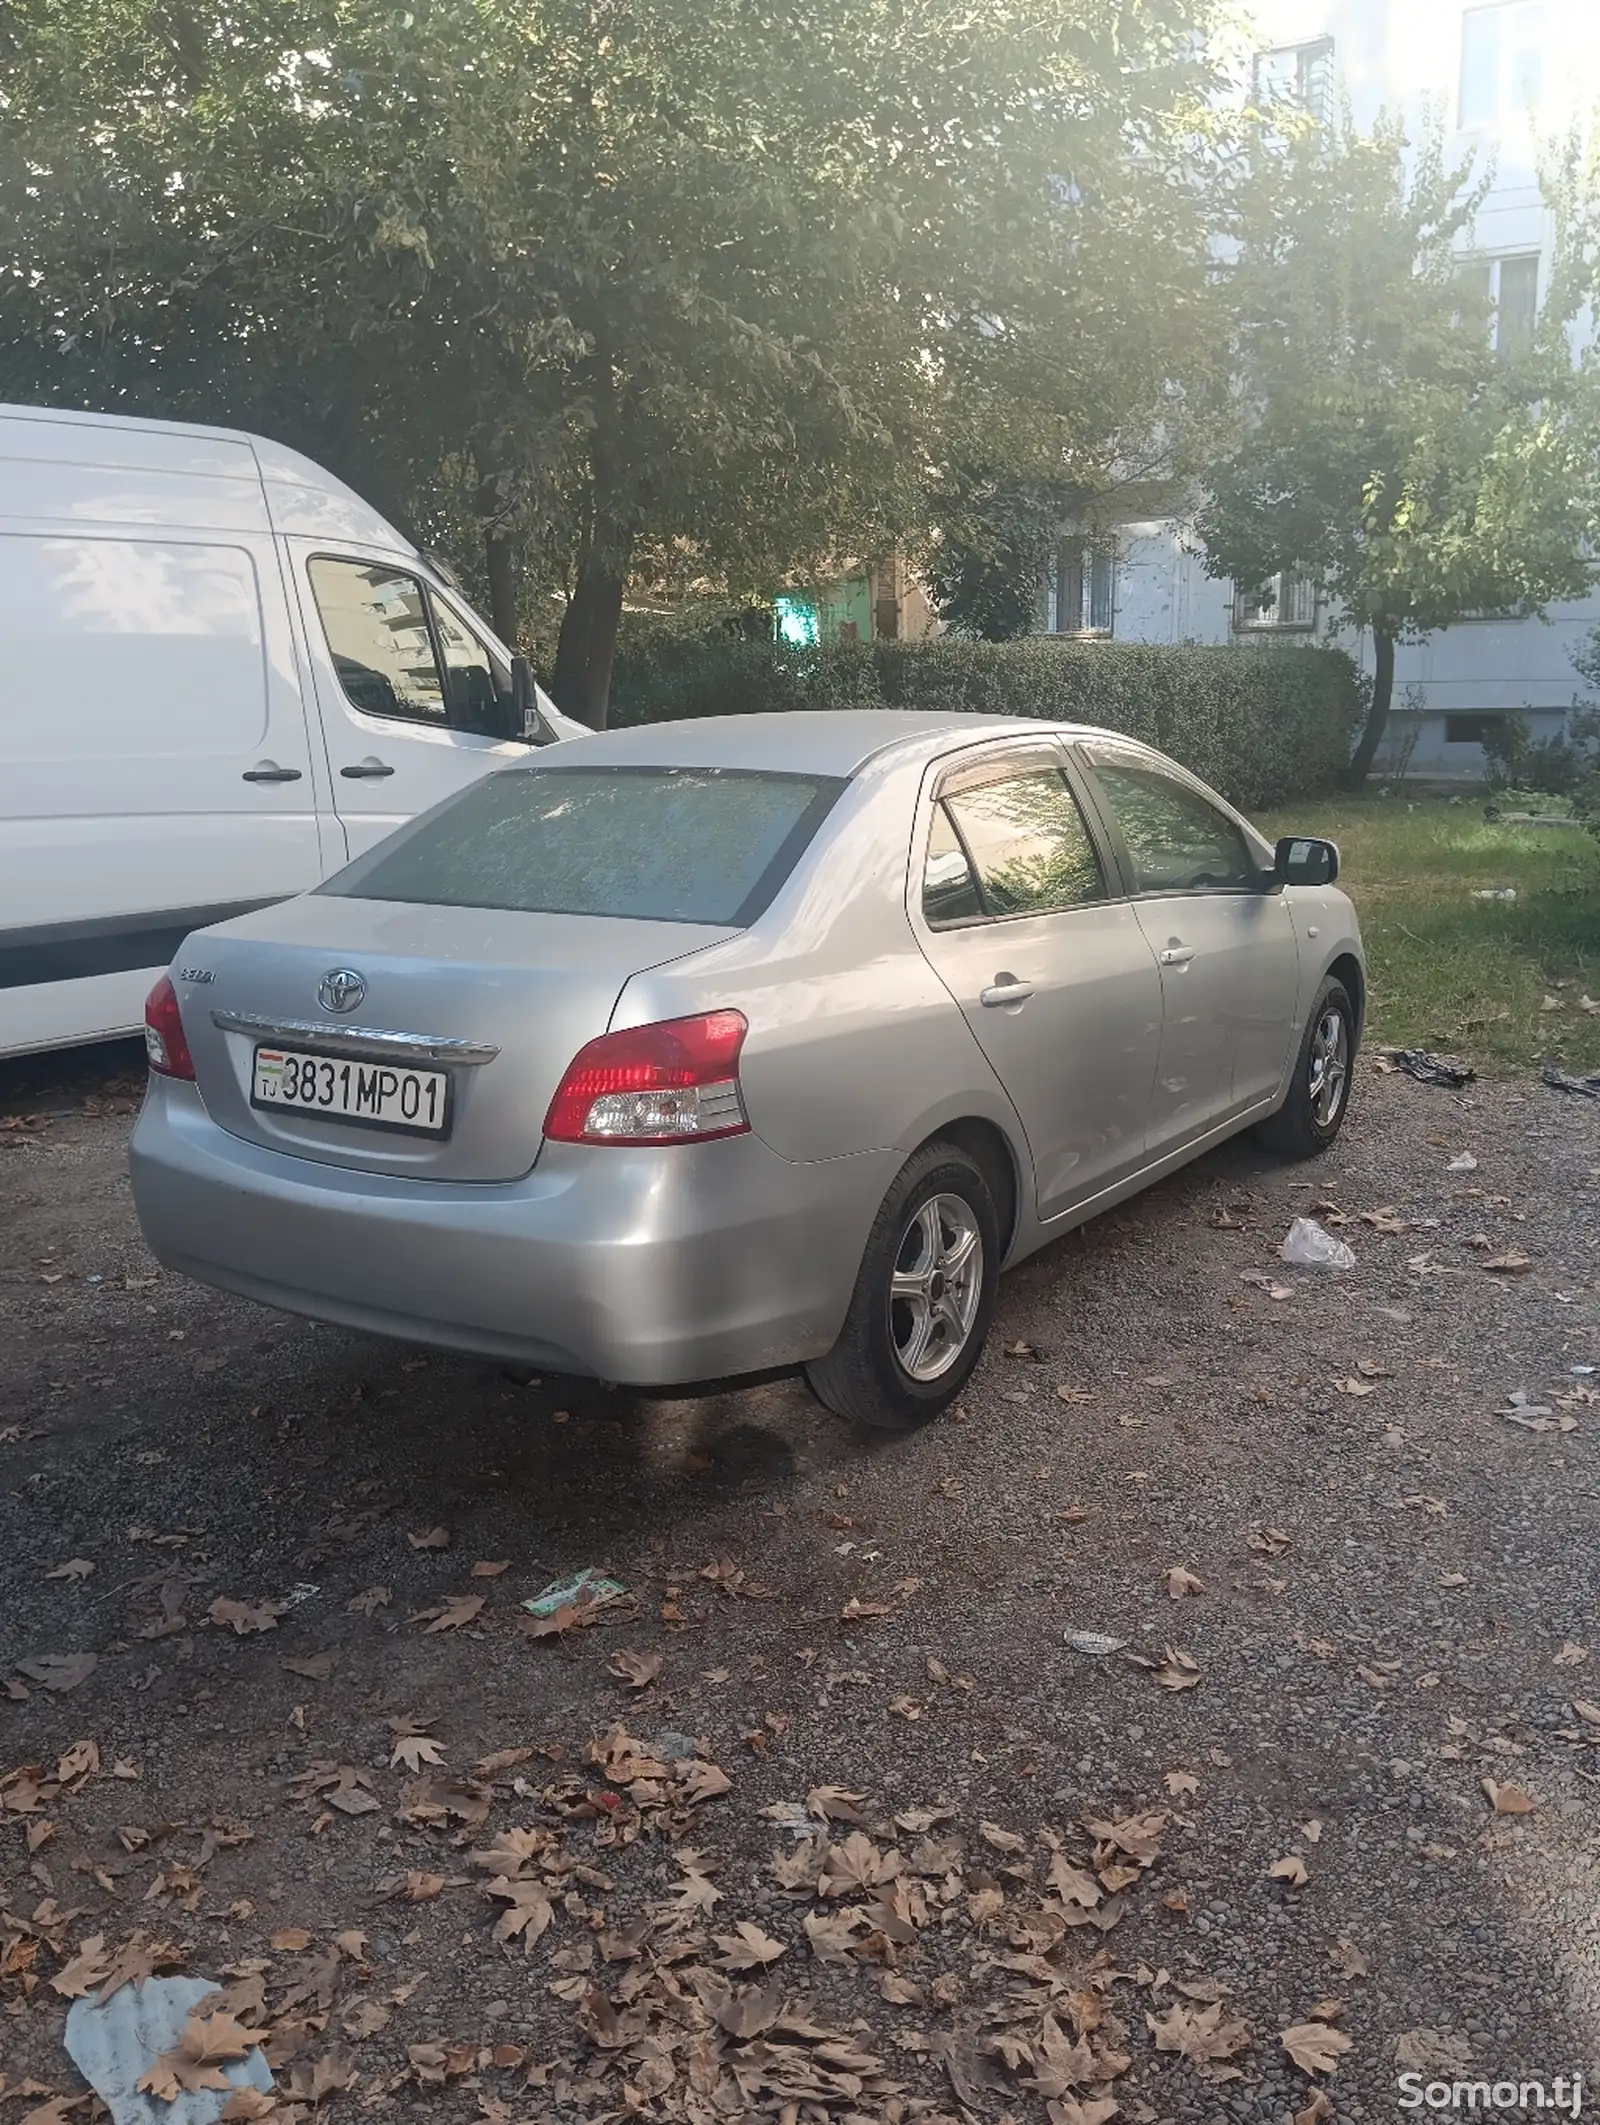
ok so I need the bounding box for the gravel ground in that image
[2,1041,1598,2123]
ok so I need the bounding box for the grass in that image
[1253,791,1600,1077]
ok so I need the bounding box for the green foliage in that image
[604,631,1364,807]
[1198,113,1600,781]
[924,471,1080,641]
[0,0,1230,722]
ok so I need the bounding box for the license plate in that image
[251,1045,451,1138]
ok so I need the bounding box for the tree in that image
[1197,113,1600,783]
[1,0,1229,725]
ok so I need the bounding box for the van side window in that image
[431,597,515,737]
[308,559,448,726]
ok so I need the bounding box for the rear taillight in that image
[543,1010,749,1145]
[144,975,196,1081]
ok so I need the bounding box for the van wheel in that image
[805,1142,999,1431]
[1255,978,1355,1158]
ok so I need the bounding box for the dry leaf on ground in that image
[1281,2021,1353,2075]
[606,1650,663,1690]
[1164,1565,1206,1599]
[1481,1778,1536,1815]
[208,1597,285,1636]
[1269,1855,1309,1886]
[410,1593,484,1634]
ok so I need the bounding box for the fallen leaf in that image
[1163,1769,1199,1797]
[713,1921,786,1970]
[1164,1565,1206,1599]
[1281,2021,1352,2075]
[1270,1855,1309,1886]
[1295,2090,1335,2125]
[1481,1778,1537,1815]
[1148,1646,1201,1691]
[1055,1383,1095,1404]
[1331,1933,1372,1980]
[408,1526,452,1550]
[471,1560,511,1577]
[15,1653,97,1692]
[1247,1527,1292,1555]
[1553,1642,1589,1667]
[606,1650,663,1690]
[390,1734,447,1772]
[208,1597,285,1636]
[345,1586,391,1614]
[1482,1251,1533,1275]
[1335,1376,1376,1398]
[57,1740,99,1788]
[45,1560,94,1583]
[280,1654,335,1681]
[410,1592,484,1634]
[49,1935,110,1998]
[137,2005,271,2100]
[1147,1999,1252,2064]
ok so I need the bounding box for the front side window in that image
[1086,753,1257,895]
[433,597,515,735]
[939,766,1106,918]
[1253,36,1334,123]
[320,765,845,927]
[309,559,447,725]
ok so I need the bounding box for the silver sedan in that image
[129,711,1363,1428]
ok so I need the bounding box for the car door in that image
[912,744,1163,1219]
[292,548,530,858]
[1076,742,1298,1150]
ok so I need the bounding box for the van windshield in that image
[319,764,845,927]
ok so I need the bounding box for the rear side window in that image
[942,766,1106,917]
[321,766,845,926]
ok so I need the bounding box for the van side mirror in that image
[1274,835,1339,886]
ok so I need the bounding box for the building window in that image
[1233,570,1317,633]
[1459,2,1543,127]
[1445,713,1507,744]
[1051,543,1115,635]
[1459,252,1540,356]
[1252,36,1335,124]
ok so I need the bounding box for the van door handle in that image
[340,757,396,779]
[980,977,1035,1007]
[241,760,302,784]
[1159,945,1195,967]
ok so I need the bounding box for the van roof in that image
[0,400,413,551]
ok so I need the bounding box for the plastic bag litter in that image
[1471,887,1517,901]
[522,1566,627,1618]
[1280,1217,1356,1271]
[1065,1630,1128,1657]
[65,1975,274,2125]
[1392,1049,1476,1089]
[1542,1066,1600,1100]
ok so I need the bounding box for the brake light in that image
[544,1010,749,1145]
[144,975,196,1081]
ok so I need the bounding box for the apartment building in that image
[1041,0,1600,775]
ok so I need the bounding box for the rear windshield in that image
[319,765,846,927]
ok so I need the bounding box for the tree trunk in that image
[550,542,629,730]
[1346,625,1397,786]
[484,528,518,648]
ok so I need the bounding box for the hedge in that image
[606,634,1364,809]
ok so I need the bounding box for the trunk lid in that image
[178,895,732,1182]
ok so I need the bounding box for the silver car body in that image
[130,711,1364,1381]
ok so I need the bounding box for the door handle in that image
[980,978,1035,1007]
[241,761,302,784]
[1159,945,1195,967]
[340,757,396,779]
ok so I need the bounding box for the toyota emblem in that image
[317,968,366,1015]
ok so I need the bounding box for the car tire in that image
[1254,977,1355,1158]
[805,1140,1001,1431]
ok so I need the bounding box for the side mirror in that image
[1274,835,1339,887]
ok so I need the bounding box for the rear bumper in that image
[129,1079,896,1383]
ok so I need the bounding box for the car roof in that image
[523,709,1109,778]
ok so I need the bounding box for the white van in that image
[0,402,583,1059]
